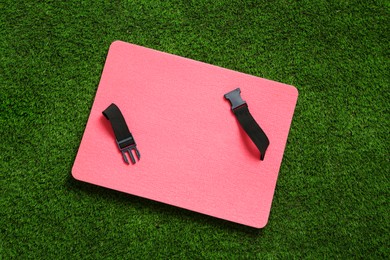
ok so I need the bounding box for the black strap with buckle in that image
[224,88,269,160]
[103,103,140,164]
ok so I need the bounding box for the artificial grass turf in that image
[0,0,388,258]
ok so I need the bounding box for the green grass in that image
[1,0,388,258]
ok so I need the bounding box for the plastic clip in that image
[224,88,247,110]
[117,137,141,164]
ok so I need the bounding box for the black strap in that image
[233,104,269,160]
[103,103,140,164]
[224,88,269,160]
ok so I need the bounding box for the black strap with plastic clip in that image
[103,103,140,164]
[224,88,269,160]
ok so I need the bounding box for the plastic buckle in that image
[224,88,247,110]
[117,137,141,164]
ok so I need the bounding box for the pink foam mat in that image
[72,41,298,228]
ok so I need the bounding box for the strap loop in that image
[224,88,269,160]
[103,103,140,164]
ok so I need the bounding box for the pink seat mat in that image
[72,41,298,228]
